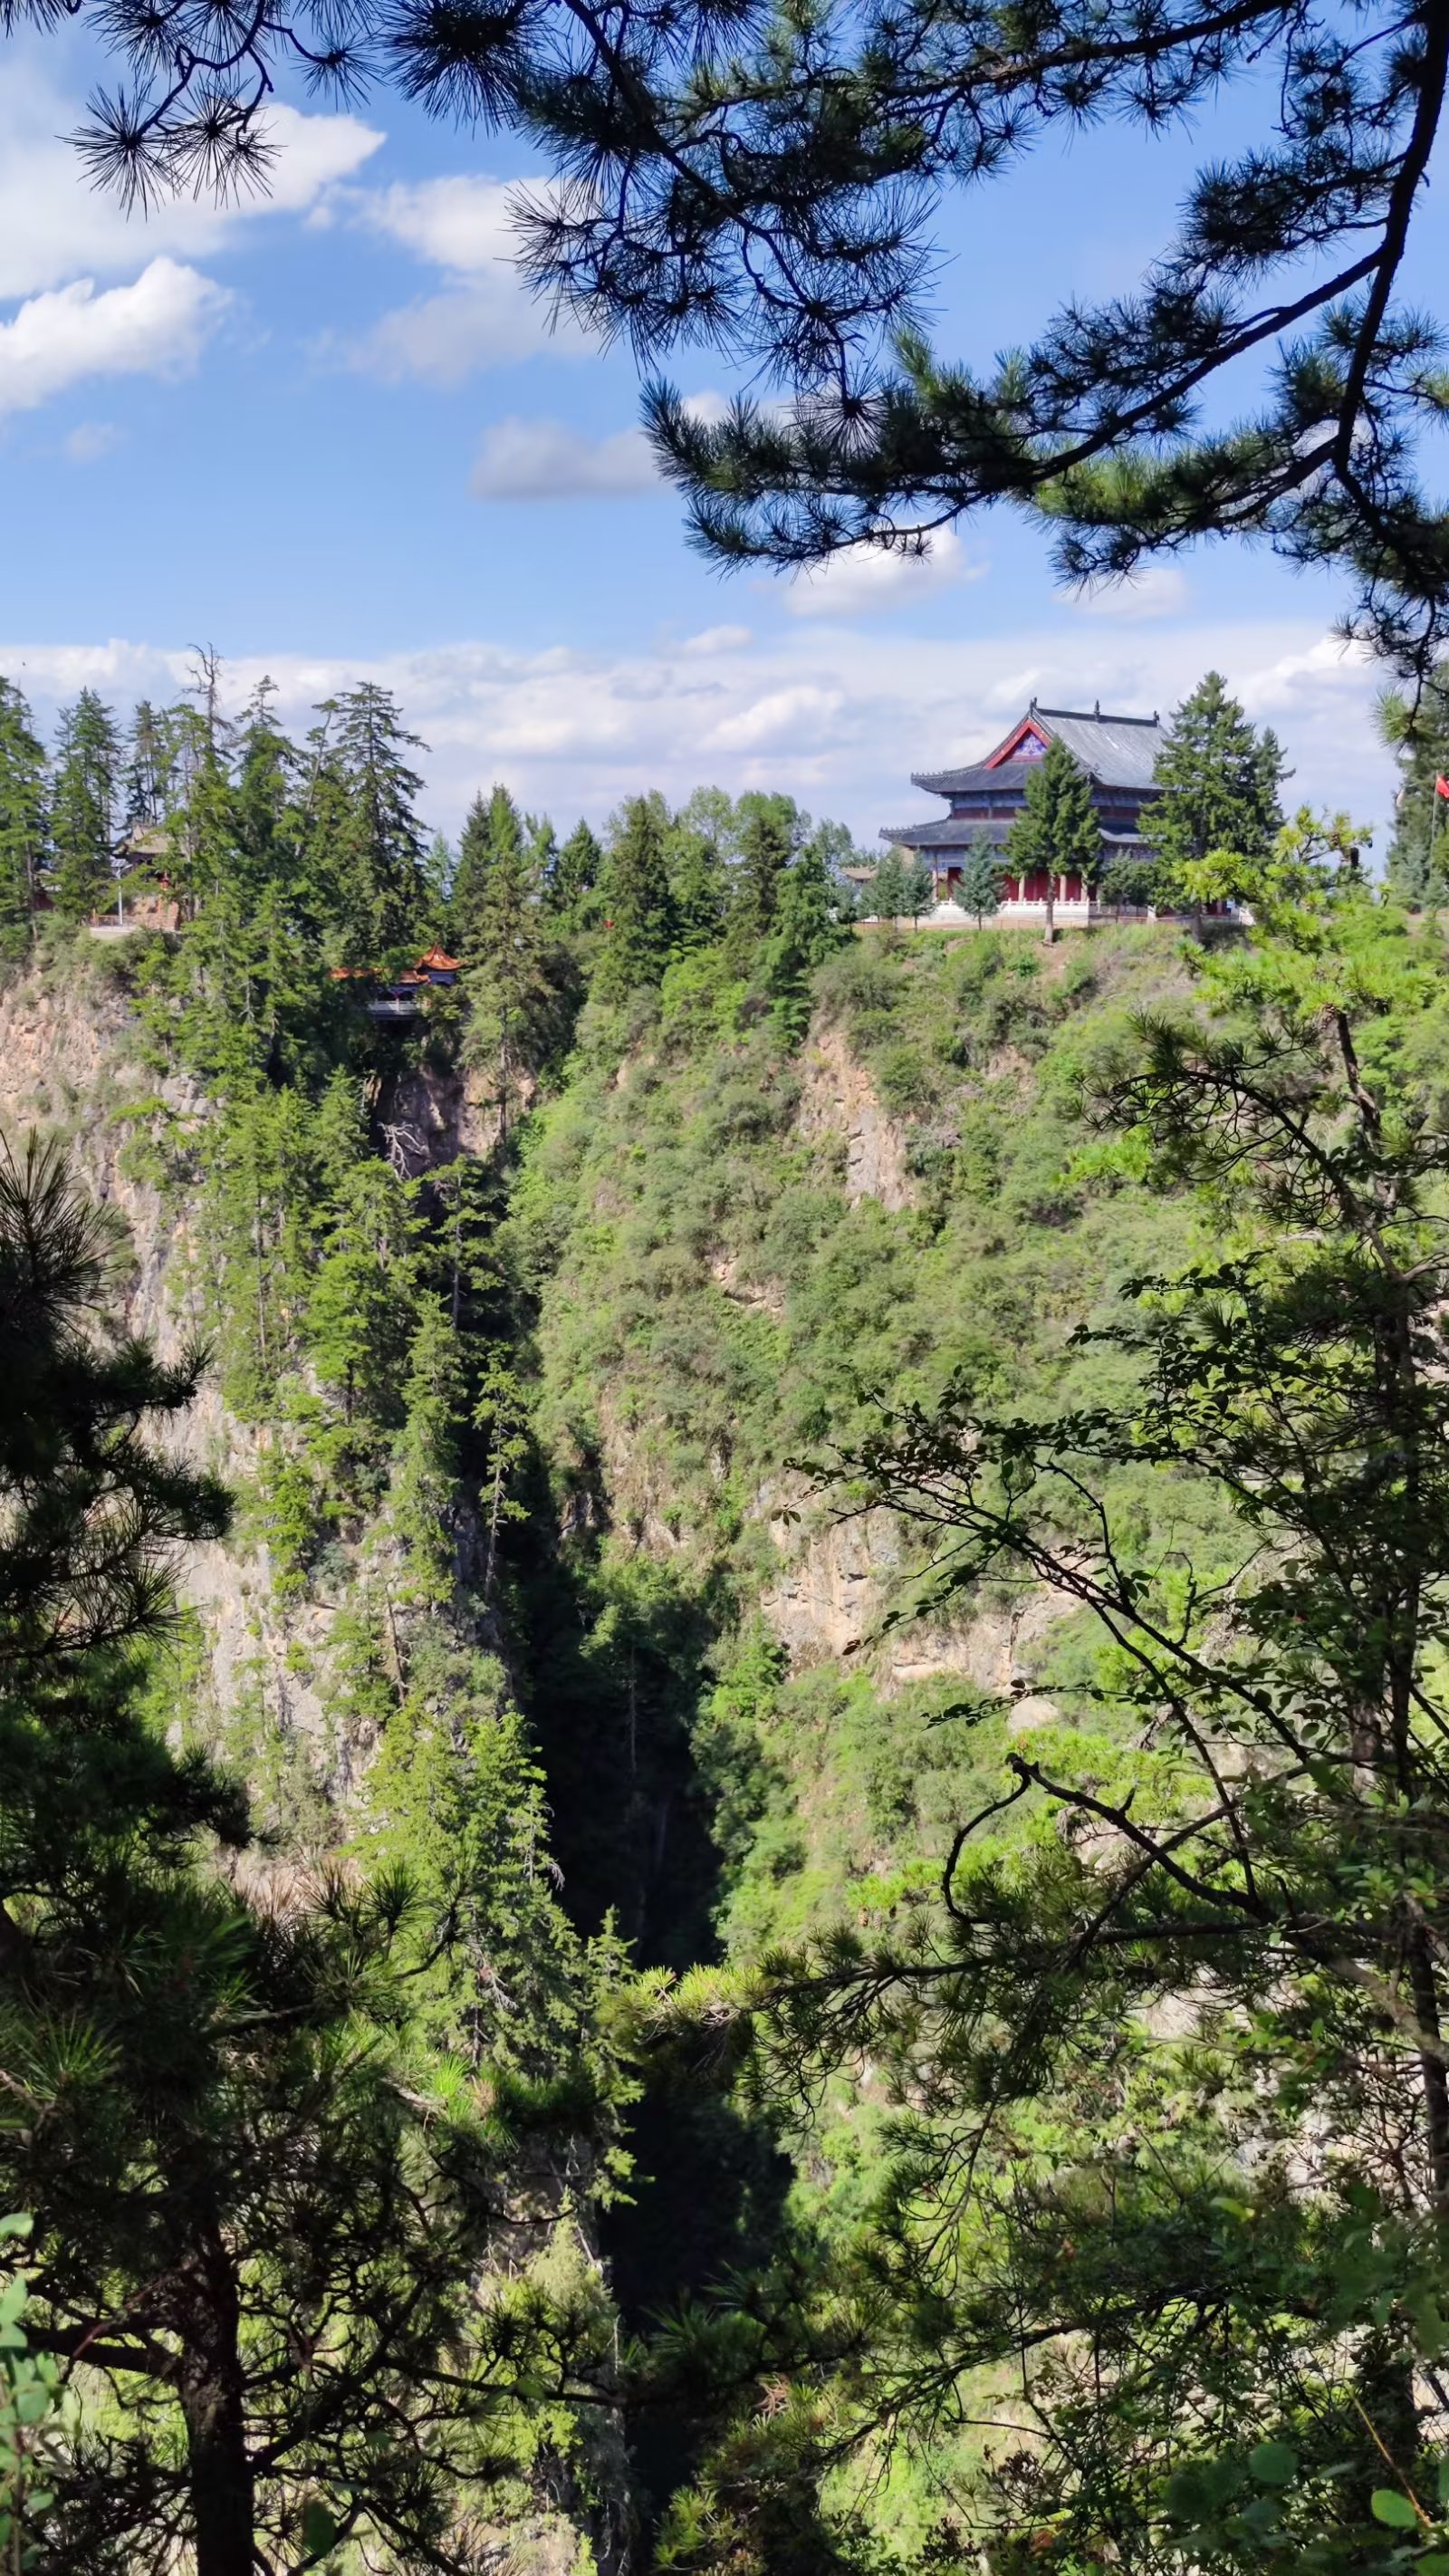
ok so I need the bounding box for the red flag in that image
[1437,774,1449,799]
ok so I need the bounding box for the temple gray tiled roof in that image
[913,703,1166,797]
[880,817,1151,852]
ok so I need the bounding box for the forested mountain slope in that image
[8,674,1449,2576]
[0,908,1206,2555]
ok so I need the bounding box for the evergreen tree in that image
[596,793,678,1003]
[667,807,731,951]
[50,689,118,921]
[762,830,852,1034]
[1380,668,1449,903]
[462,803,573,1138]
[548,819,604,928]
[726,793,799,967]
[0,680,46,961]
[120,698,180,837]
[451,784,524,960]
[956,838,1002,927]
[1147,670,1288,901]
[316,684,429,965]
[868,850,910,921]
[1005,734,1101,942]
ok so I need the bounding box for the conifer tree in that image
[50,689,118,921]
[463,812,570,1139]
[1147,671,1288,901]
[667,805,731,951]
[451,784,524,960]
[762,830,852,1034]
[316,683,429,965]
[1005,735,1101,942]
[724,793,798,971]
[0,679,46,961]
[120,699,180,836]
[596,793,679,1002]
[548,819,604,928]
[957,838,1003,927]
[1379,668,1449,903]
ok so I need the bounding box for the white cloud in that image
[782,527,982,620]
[63,420,121,463]
[681,625,753,655]
[1075,565,1192,620]
[0,618,1392,847]
[347,175,582,379]
[470,415,657,499]
[0,71,382,299]
[0,261,228,417]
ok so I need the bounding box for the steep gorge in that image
[0,916,1206,2562]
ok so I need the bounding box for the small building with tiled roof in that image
[879,699,1167,924]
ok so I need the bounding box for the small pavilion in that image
[878,700,1166,924]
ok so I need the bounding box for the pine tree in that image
[762,830,852,1034]
[596,793,679,1002]
[1380,669,1449,903]
[316,684,429,965]
[0,680,46,961]
[50,689,119,921]
[547,819,604,928]
[1147,671,1288,902]
[956,839,1003,927]
[1004,735,1101,943]
[451,784,524,961]
[868,850,910,922]
[462,803,571,1138]
[667,806,731,951]
[120,698,180,838]
[726,793,799,967]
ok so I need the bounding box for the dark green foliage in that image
[1147,668,1288,897]
[0,683,46,963]
[762,833,853,1033]
[548,818,605,929]
[1380,667,1449,902]
[675,860,1449,2573]
[725,794,800,969]
[955,841,1002,926]
[50,690,118,922]
[1005,735,1102,937]
[312,683,431,965]
[597,792,679,1001]
[451,783,523,958]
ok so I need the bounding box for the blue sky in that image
[0,23,1435,851]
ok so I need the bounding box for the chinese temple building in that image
[880,699,1167,923]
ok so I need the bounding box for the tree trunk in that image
[1042,877,1057,945]
[177,2225,254,2576]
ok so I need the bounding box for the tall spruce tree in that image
[957,838,1003,927]
[761,830,852,1033]
[1004,734,1101,942]
[120,699,180,838]
[451,784,524,960]
[547,818,604,929]
[50,690,118,921]
[1380,667,1449,903]
[0,679,46,961]
[317,683,429,965]
[1147,671,1288,900]
[461,802,572,1137]
[596,793,678,1002]
[726,793,799,970]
